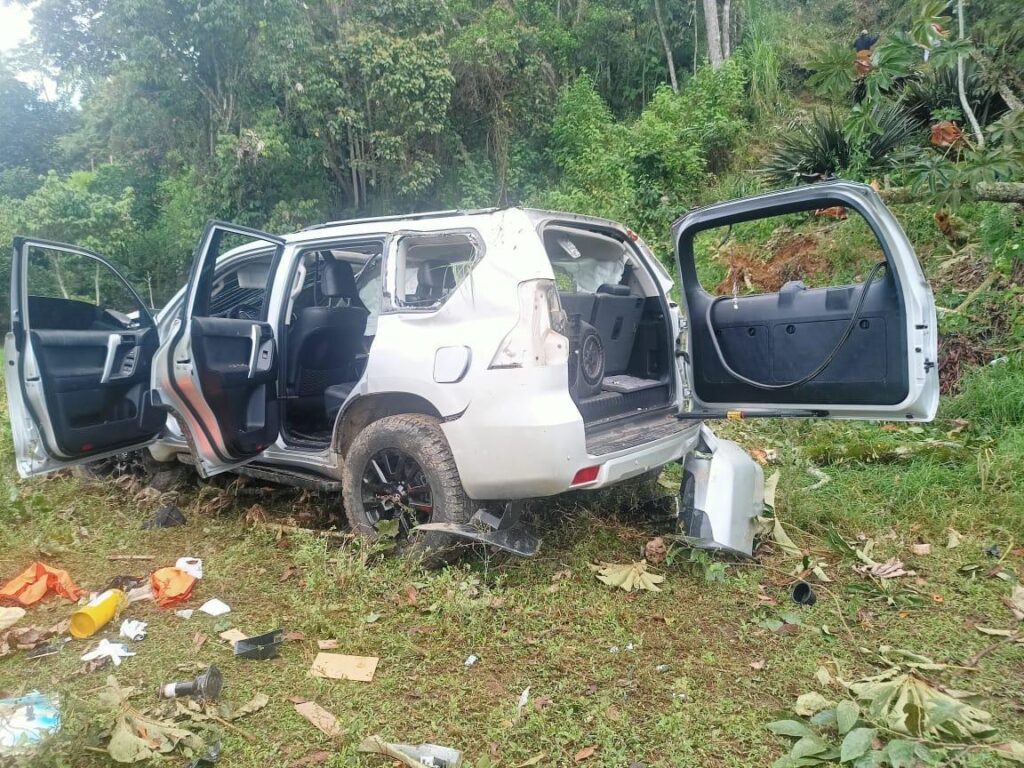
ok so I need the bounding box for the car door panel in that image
[5,238,162,477]
[673,181,938,420]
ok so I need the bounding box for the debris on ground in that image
[644,537,667,565]
[0,607,26,633]
[222,693,269,721]
[233,629,284,660]
[574,745,596,762]
[910,542,932,556]
[0,691,60,753]
[946,529,963,549]
[289,750,332,767]
[516,687,530,721]
[294,701,345,738]
[591,561,664,592]
[81,639,135,667]
[985,544,1002,558]
[198,599,231,617]
[463,655,478,667]
[99,676,206,764]
[219,629,248,646]
[0,562,83,606]
[317,639,339,650]
[1007,585,1024,621]
[175,557,203,579]
[70,588,128,639]
[157,665,223,701]
[0,620,69,658]
[310,652,378,682]
[358,735,463,768]
[151,567,197,608]
[852,558,916,579]
[791,582,817,606]
[120,620,147,641]
[185,740,222,767]
[175,609,195,619]
[142,505,186,529]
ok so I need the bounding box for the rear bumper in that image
[442,370,699,498]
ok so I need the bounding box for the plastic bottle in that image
[70,589,128,639]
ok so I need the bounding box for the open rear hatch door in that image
[5,238,164,477]
[151,222,284,477]
[673,181,938,421]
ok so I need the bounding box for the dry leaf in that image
[644,537,667,565]
[280,565,301,582]
[403,585,419,606]
[228,692,269,720]
[283,631,306,642]
[853,558,916,579]
[289,751,331,767]
[286,695,308,704]
[192,632,208,652]
[294,701,345,738]
[533,695,554,712]
[946,528,963,549]
[592,561,665,592]
[310,653,378,682]
[574,746,596,762]
[1007,585,1024,621]
[514,754,546,768]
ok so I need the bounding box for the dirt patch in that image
[714,231,828,295]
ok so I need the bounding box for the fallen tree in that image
[879,181,1024,205]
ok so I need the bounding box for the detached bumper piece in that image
[416,501,541,558]
[678,424,764,557]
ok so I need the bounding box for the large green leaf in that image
[768,720,818,738]
[836,700,860,736]
[839,728,876,763]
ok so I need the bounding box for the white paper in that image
[175,609,194,619]
[81,639,135,667]
[198,598,230,616]
[119,619,147,641]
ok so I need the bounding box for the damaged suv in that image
[5,181,938,562]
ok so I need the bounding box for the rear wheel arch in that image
[332,392,444,458]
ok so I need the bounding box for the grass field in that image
[1,356,1023,768]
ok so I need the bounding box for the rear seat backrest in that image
[558,293,596,324]
[591,284,644,374]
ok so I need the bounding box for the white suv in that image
[5,181,938,562]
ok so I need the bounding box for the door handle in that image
[247,324,261,378]
[100,334,122,383]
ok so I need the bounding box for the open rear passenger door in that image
[5,239,164,477]
[152,222,284,477]
[674,181,938,421]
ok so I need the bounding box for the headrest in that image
[322,259,358,298]
[596,283,631,296]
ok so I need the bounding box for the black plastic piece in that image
[234,629,284,660]
[415,502,541,558]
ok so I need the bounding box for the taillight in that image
[489,279,569,369]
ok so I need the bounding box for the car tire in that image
[341,413,472,568]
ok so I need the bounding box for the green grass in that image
[1,361,1023,767]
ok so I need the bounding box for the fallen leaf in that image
[310,652,378,682]
[403,584,419,606]
[574,746,596,762]
[294,701,345,738]
[289,751,331,767]
[280,565,301,582]
[946,528,963,549]
[283,631,306,642]
[317,639,339,650]
[1008,585,1024,621]
[286,695,308,704]
[362,612,381,624]
[192,632,208,652]
[853,558,916,579]
[514,754,546,768]
[592,561,665,592]
[228,692,269,721]
[533,696,554,712]
[750,659,766,670]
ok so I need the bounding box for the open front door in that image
[674,181,938,421]
[4,238,163,477]
[152,222,284,477]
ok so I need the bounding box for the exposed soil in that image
[714,230,828,295]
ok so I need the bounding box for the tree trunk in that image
[998,82,1023,113]
[702,0,724,69]
[721,0,731,58]
[956,0,984,147]
[653,0,679,93]
[879,181,1024,205]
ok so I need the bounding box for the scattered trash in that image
[0,562,83,606]
[175,609,195,620]
[70,589,128,639]
[119,620,147,641]
[985,544,1001,559]
[655,664,670,673]
[464,654,478,667]
[157,665,224,701]
[175,557,203,580]
[81,639,135,667]
[317,639,339,650]
[294,701,345,738]
[125,582,154,603]
[608,642,634,653]
[100,676,206,763]
[185,740,222,767]
[516,687,530,720]
[25,638,69,660]
[0,619,70,658]
[0,691,60,752]
[143,505,186,529]
[310,652,378,682]
[591,561,664,592]
[219,629,248,646]
[644,537,667,565]
[853,558,916,579]
[911,542,932,556]
[0,607,26,633]
[198,599,231,617]
[234,629,284,660]
[359,735,462,768]
[791,581,817,606]
[946,529,963,549]
[151,567,197,607]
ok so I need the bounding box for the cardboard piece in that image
[294,701,345,738]
[310,652,378,682]
[219,629,248,646]
[317,639,339,650]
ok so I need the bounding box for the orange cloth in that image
[0,562,84,606]
[150,567,197,608]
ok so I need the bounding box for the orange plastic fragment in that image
[0,562,84,607]
[150,567,197,608]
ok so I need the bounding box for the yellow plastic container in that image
[70,589,128,639]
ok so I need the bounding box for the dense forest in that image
[0,0,1021,310]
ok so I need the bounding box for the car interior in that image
[20,246,164,459]
[543,226,674,425]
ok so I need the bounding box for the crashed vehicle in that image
[5,181,938,562]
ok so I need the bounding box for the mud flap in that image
[415,501,541,558]
[678,424,763,557]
